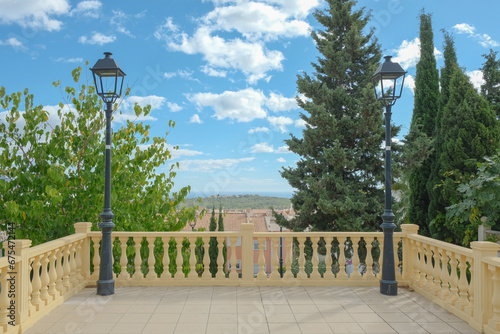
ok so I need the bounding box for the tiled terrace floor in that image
[24,286,480,334]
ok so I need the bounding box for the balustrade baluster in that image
[439,252,451,302]
[310,237,321,279]
[133,237,143,280]
[0,267,9,329]
[424,245,435,294]
[466,256,474,317]
[257,237,267,280]
[457,254,470,310]
[351,237,361,280]
[55,249,64,295]
[31,256,42,310]
[394,239,402,281]
[48,250,59,299]
[62,246,71,293]
[229,236,238,280]
[146,237,156,280]
[201,236,211,280]
[174,237,184,279]
[486,265,500,332]
[378,238,384,274]
[119,237,129,280]
[75,240,84,286]
[162,237,171,279]
[283,237,293,280]
[28,264,33,316]
[409,239,419,286]
[69,243,77,289]
[40,253,50,305]
[270,237,280,280]
[188,237,197,279]
[216,237,225,279]
[417,243,426,288]
[448,252,459,306]
[365,237,375,280]
[91,238,100,282]
[324,236,334,279]
[337,237,348,280]
[297,237,307,279]
[433,247,443,295]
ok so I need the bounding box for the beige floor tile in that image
[448,322,481,334]
[290,304,319,313]
[80,322,116,333]
[173,323,207,334]
[149,313,181,323]
[154,304,184,313]
[419,322,461,333]
[100,304,131,313]
[377,312,413,323]
[328,322,365,334]
[178,312,208,323]
[405,312,443,323]
[210,303,238,313]
[265,313,297,323]
[110,322,146,334]
[388,322,429,334]
[141,322,176,334]
[132,304,158,313]
[294,312,326,323]
[238,304,265,313]
[238,322,270,334]
[119,312,152,323]
[264,305,293,314]
[358,322,396,333]
[90,313,124,323]
[208,313,238,323]
[298,322,334,333]
[23,322,54,334]
[343,304,374,313]
[238,312,268,325]
[44,322,86,334]
[353,313,384,323]
[206,322,238,334]
[268,322,302,334]
[322,311,356,323]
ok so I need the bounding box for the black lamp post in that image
[90,52,126,296]
[371,55,406,296]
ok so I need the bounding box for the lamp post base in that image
[380,279,398,296]
[97,279,115,296]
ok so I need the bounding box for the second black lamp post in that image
[90,52,126,296]
[371,55,406,296]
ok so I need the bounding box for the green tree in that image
[280,0,391,232]
[481,49,500,118]
[208,206,218,277]
[407,11,440,236]
[427,31,459,236]
[0,66,196,245]
[446,151,500,246]
[433,68,500,243]
[218,205,227,275]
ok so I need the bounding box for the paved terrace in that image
[24,286,479,334]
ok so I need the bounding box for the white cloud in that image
[70,1,101,18]
[0,0,70,31]
[157,25,284,84]
[392,38,442,70]
[53,57,83,63]
[251,142,275,153]
[265,92,297,112]
[294,119,306,128]
[164,69,195,80]
[201,65,227,78]
[124,95,165,110]
[275,145,290,154]
[267,115,293,133]
[111,10,134,37]
[204,2,310,41]
[179,157,255,172]
[265,0,319,17]
[189,114,203,124]
[189,88,267,122]
[0,37,27,50]
[167,145,203,160]
[453,23,499,48]
[467,70,484,91]
[404,74,416,93]
[167,102,183,112]
[248,127,270,134]
[79,32,116,45]
[276,157,286,163]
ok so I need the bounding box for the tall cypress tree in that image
[208,206,218,277]
[437,69,500,243]
[280,0,388,232]
[481,49,500,118]
[218,205,227,275]
[428,31,458,237]
[407,11,440,236]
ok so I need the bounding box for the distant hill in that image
[178,194,291,210]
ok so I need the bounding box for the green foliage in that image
[208,207,218,277]
[280,0,393,232]
[407,11,440,236]
[432,68,500,244]
[481,49,500,118]
[178,194,291,210]
[0,67,196,245]
[446,151,500,245]
[218,205,227,275]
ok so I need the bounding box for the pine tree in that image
[208,206,218,277]
[436,69,500,243]
[280,0,388,232]
[218,205,227,275]
[481,49,500,118]
[407,11,440,236]
[428,31,458,237]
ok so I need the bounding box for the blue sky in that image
[1,0,499,198]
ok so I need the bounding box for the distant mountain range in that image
[178,194,292,210]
